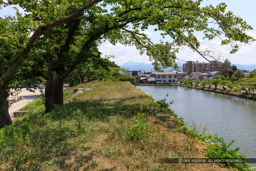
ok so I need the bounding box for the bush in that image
[206,135,250,170]
[125,113,150,142]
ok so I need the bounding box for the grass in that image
[0,81,250,170]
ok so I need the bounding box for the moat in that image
[138,85,256,160]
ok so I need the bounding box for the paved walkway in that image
[9,88,43,119]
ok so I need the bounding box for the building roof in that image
[127,70,141,72]
[140,74,150,77]
[201,73,211,75]
[154,72,177,75]
[177,72,186,74]
[190,72,202,75]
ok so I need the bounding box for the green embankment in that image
[0,81,251,170]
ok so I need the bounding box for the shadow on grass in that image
[46,96,164,121]
[0,96,171,170]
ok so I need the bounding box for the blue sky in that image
[1,0,256,65]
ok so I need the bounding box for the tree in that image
[249,69,256,78]
[0,0,103,128]
[201,79,212,89]
[0,0,254,128]
[219,79,231,91]
[195,80,200,87]
[218,59,234,78]
[231,69,245,81]
[212,77,221,90]
[66,56,124,85]
[179,79,185,85]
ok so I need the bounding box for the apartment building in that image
[183,61,222,74]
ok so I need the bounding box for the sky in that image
[1,0,256,66]
[100,0,256,65]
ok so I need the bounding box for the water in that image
[137,86,256,159]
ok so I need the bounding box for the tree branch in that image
[60,18,139,81]
[56,19,81,75]
[1,0,102,84]
[122,28,160,51]
[59,19,81,59]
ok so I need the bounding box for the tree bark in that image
[45,54,55,113]
[45,79,64,113]
[54,79,64,105]
[0,89,12,128]
[45,82,55,113]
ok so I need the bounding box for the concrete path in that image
[9,88,43,120]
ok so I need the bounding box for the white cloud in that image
[99,31,256,66]
[99,42,151,65]
[177,33,256,65]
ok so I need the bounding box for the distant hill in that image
[120,61,256,72]
[120,61,183,72]
[120,61,154,72]
[235,64,256,71]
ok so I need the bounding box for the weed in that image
[74,109,83,133]
[156,99,169,109]
[125,144,134,155]
[125,113,150,142]
[206,135,250,170]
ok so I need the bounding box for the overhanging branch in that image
[1,0,103,84]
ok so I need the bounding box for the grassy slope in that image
[0,81,237,171]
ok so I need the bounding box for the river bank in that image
[136,83,256,101]
[0,81,249,170]
[180,85,256,101]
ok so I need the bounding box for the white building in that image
[127,70,143,77]
[148,77,156,83]
[155,72,179,84]
[188,72,202,81]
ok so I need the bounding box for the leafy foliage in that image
[218,59,238,78]
[125,113,150,142]
[206,135,250,170]
[249,69,256,78]
[0,0,255,128]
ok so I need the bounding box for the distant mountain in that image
[120,61,183,72]
[120,61,154,72]
[234,64,256,71]
[120,61,256,73]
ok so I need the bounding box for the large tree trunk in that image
[45,54,55,113]
[54,79,64,105]
[45,79,64,113]
[0,89,12,128]
[45,81,55,113]
[45,75,65,113]
[44,53,64,113]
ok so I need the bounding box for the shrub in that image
[125,113,150,142]
[206,135,250,170]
